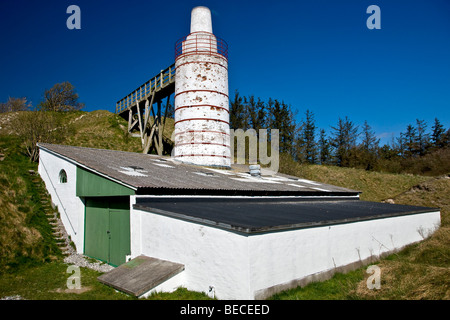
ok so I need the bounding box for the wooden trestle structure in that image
[116,64,175,155]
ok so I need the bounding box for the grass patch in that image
[270,269,365,300]
[1,111,448,300]
[0,261,213,300]
[145,287,212,300]
[0,135,62,272]
[279,153,431,202]
[272,175,449,300]
[0,262,134,300]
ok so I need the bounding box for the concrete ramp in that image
[97,255,184,297]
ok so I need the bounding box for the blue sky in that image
[1,0,449,145]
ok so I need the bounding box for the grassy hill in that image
[0,110,448,300]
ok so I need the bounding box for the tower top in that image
[190,6,213,33]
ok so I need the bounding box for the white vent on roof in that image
[194,172,215,177]
[119,166,148,177]
[249,165,261,178]
[287,183,306,188]
[231,177,281,184]
[153,163,175,168]
[204,168,234,175]
[296,179,320,185]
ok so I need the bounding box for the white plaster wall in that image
[140,271,187,299]
[248,211,441,298]
[174,51,230,168]
[131,203,250,300]
[130,196,141,257]
[38,149,85,253]
[131,196,440,300]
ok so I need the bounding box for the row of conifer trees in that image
[229,90,450,175]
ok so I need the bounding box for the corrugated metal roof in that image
[38,143,360,196]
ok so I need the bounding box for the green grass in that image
[279,153,431,202]
[270,269,366,300]
[0,261,212,300]
[0,111,448,300]
[0,135,62,272]
[0,262,129,300]
[0,116,207,300]
[270,174,450,300]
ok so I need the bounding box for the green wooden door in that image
[84,197,130,267]
[108,200,131,267]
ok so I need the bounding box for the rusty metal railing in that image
[175,32,228,60]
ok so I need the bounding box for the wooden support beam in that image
[144,120,158,154]
[136,100,144,146]
[116,64,174,155]
[127,109,132,132]
[143,92,155,132]
[156,100,162,156]
[162,96,170,141]
[129,120,139,133]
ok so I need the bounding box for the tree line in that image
[0,81,83,161]
[0,81,84,113]
[3,84,448,175]
[230,90,450,175]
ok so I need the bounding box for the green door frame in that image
[84,197,131,267]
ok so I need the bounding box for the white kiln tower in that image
[173,6,231,167]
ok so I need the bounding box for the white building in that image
[37,143,440,299]
[36,6,441,300]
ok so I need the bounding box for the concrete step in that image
[98,255,184,297]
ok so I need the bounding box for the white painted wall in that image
[248,211,441,299]
[37,151,441,299]
[130,197,250,300]
[38,149,85,253]
[140,271,187,299]
[131,199,440,300]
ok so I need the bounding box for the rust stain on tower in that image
[173,6,231,167]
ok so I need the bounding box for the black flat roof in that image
[134,197,439,234]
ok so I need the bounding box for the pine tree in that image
[396,132,406,158]
[415,119,429,156]
[318,128,331,165]
[230,90,246,129]
[247,95,266,132]
[403,124,418,157]
[359,120,379,170]
[431,118,446,149]
[267,99,297,155]
[361,120,379,152]
[445,129,450,148]
[299,109,317,164]
[330,116,359,167]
